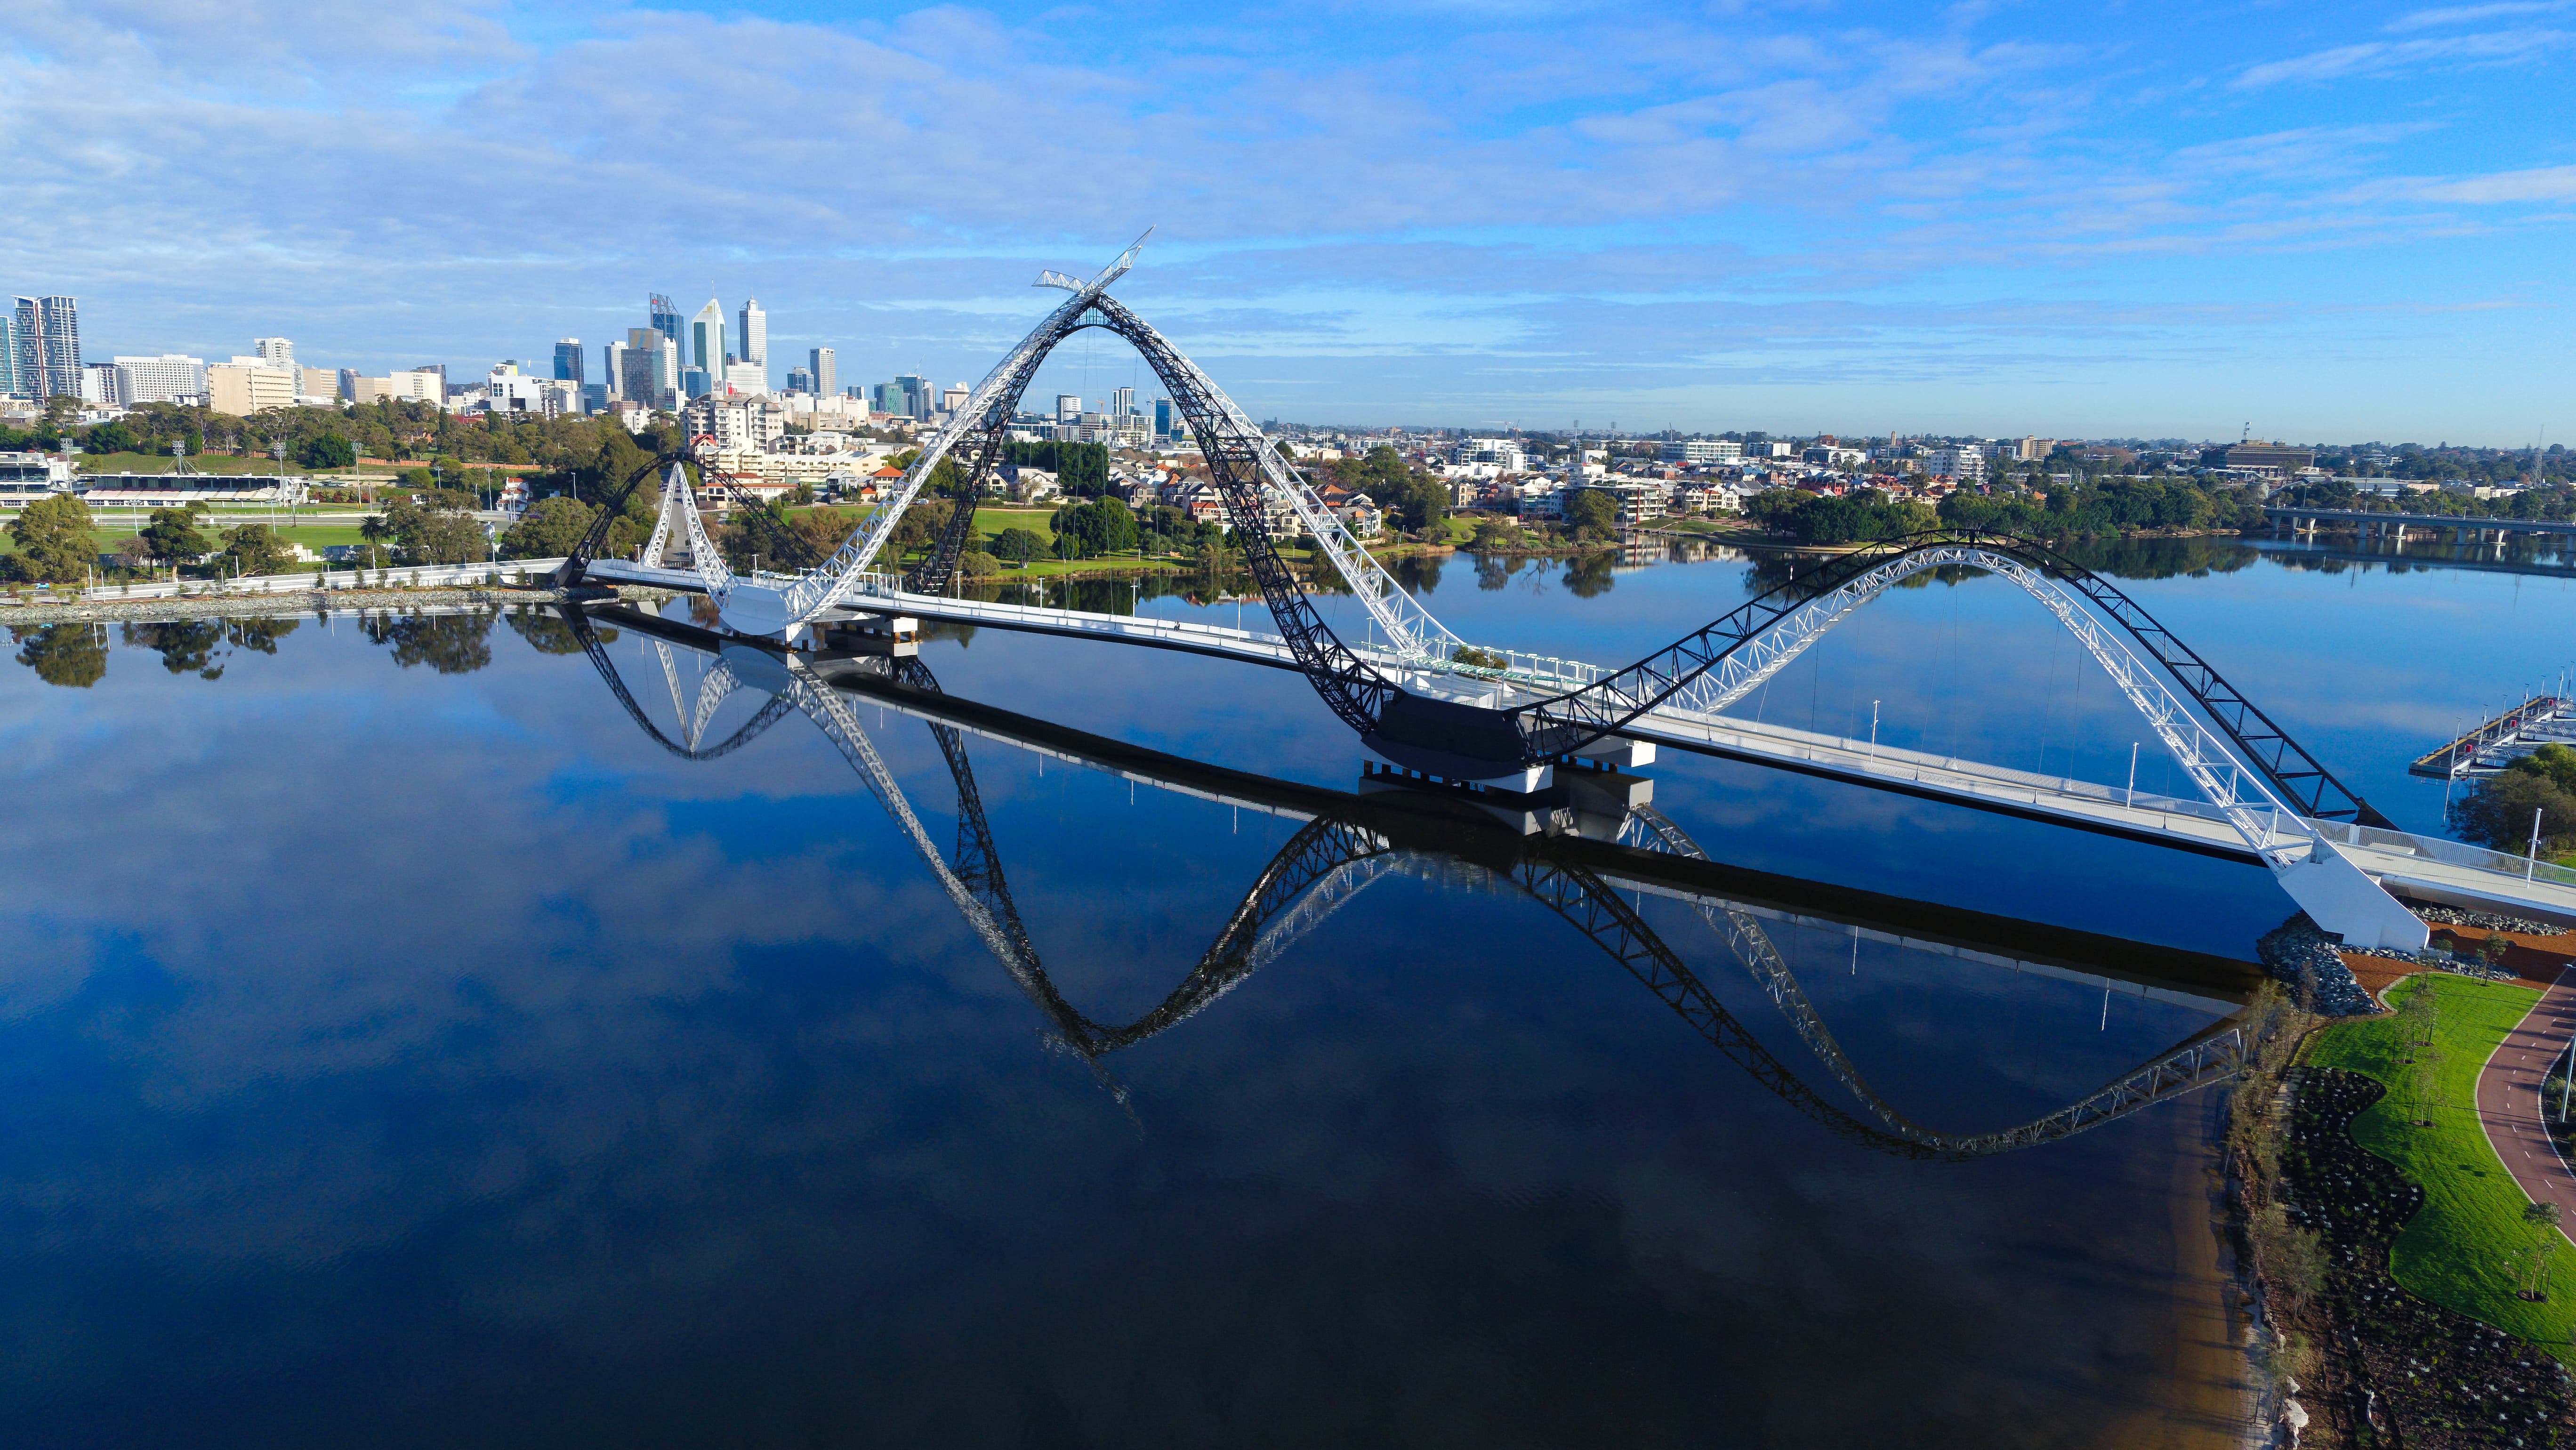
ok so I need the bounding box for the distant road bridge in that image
[551,237,2573,952]
[2266,505,2576,546]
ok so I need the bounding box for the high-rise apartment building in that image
[736,298,767,369]
[689,299,726,379]
[11,296,80,400]
[113,354,207,405]
[809,346,835,400]
[553,339,584,383]
[1112,386,1135,417]
[254,337,294,371]
[80,363,123,407]
[1055,393,1081,424]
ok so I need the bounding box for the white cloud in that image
[2387,0,2575,32]
[2356,163,2576,202]
[2230,26,2569,87]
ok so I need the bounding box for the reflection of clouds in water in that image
[0,617,2226,1444]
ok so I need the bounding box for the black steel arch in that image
[1501,528,2390,825]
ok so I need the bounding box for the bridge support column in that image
[2273,840,2429,953]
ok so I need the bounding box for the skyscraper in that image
[602,340,627,399]
[0,313,15,397]
[1154,397,1175,440]
[1112,386,1135,418]
[12,297,80,401]
[785,366,814,394]
[736,298,767,369]
[623,328,679,411]
[650,294,683,354]
[254,337,293,371]
[689,299,726,378]
[1055,393,1081,424]
[553,339,584,383]
[809,346,835,400]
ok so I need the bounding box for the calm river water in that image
[0,535,2567,1448]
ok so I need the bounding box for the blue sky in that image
[6,0,2569,442]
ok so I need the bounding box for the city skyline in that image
[4,1,2568,443]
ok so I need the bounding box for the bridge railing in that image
[2308,819,2576,891]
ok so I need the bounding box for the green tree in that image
[218,524,296,577]
[499,496,598,559]
[2451,760,2576,857]
[7,492,99,583]
[1562,488,1619,539]
[11,624,106,687]
[992,526,1047,567]
[138,504,213,571]
[2524,1201,2562,1300]
[298,434,356,469]
[371,498,490,564]
[83,420,140,456]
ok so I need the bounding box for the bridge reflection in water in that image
[565,602,2268,1162]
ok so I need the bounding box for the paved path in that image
[2475,966,2576,1245]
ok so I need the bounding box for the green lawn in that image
[2306,972,2576,1353]
[75,451,329,475]
[970,506,1059,546]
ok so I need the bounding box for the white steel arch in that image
[662,234,1464,663]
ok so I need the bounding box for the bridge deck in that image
[586,561,2576,927]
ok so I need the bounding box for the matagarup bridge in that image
[568,237,2576,953]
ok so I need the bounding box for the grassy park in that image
[2305,972,2576,1353]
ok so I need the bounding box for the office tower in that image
[785,366,814,394]
[114,354,208,404]
[336,367,359,401]
[553,338,584,383]
[871,382,903,415]
[1055,393,1081,424]
[650,294,683,354]
[736,298,767,369]
[14,296,82,400]
[1112,386,1134,417]
[621,328,678,410]
[688,298,726,379]
[603,340,628,398]
[1153,397,1174,440]
[254,336,294,371]
[942,382,969,413]
[894,374,928,419]
[411,364,447,384]
[809,346,835,400]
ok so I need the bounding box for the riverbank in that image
[2227,965,2576,1445]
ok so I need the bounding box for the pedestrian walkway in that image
[2474,966,2576,1245]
